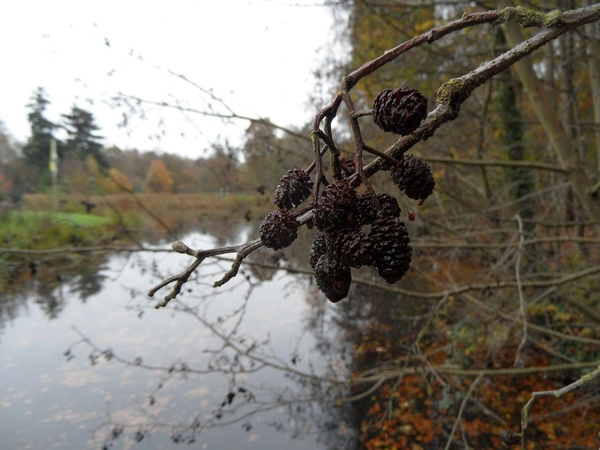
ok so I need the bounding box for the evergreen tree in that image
[62,106,109,170]
[22,87,60,172]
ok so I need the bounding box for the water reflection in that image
[3,217,600,449]
[0,252,111,325]
[0,220,353,449]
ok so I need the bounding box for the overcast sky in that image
[0,0,339,157]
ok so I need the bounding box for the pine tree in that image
[62,106,109,170]
[22,87,60,172]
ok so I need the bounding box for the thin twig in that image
[444,372,484,450]
[148,239,263,308]
[514,214,528,367]
[520,364,600,449]
[213,239,263,288]
[420,156,568,173]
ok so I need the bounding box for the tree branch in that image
[420,156,568,173]
[148,3,600,305]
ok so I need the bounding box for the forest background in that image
[0,87,305,202]
[2,0,600,449]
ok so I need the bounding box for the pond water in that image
[7,213,599,449]
[0,220,360,450]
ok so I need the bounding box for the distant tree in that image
[240,121,310,193]
[106,147,159,192]
[160,152,202,193]
[62,106,108,170]
[0,119,37,202]
[99,167,134,193]
[62,155,99,195]
[22,87,60,173]
[61,153,133,195]
[0,119,18,165]
[197,144,243,192]
[144,159,174,193]
[0,121,16,201]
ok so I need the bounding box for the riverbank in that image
[3,192,274,247]
[22,192,272,220]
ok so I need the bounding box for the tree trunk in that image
[584,0,600,174]
[498,0,600,222]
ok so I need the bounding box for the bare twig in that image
[520,364,600,449]
[420,156,568,173]
[444,372,484,450]
[513,214,528,367]
[116,94,309,141]
[149,239,264,308]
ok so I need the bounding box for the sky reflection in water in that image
[0,225,336,449]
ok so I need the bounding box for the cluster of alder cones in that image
[259,87,434,302]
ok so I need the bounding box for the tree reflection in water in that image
[0,251,110,322]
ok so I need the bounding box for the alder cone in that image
[273,168,313,210]
[327,228,373,269]
[500,430,520,447]
[359,193,401,224]
[259,209,299,250]
[314,255,352,303]
[390,154,435,201]
[339,157,356,175]
[313,180,361,232]
[373,87,428,136]
[309,230,327,269]
[369,216,412,283]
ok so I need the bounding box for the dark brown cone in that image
[313,180,361,232]
[359,193,401,225]
[273,168,314,210]
[390,154,435,201]
[314,255,352,303]
[326,228,373,269]
[339,157,356,175]
[500,430,520,447]
[259,209,299,250]
[369,216,411,283]
[309,230,327,269]
[373,87,428,136]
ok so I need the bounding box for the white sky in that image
[0,0,338,157]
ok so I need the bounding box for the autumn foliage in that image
[339,269,600,449]
[144,159,174,194]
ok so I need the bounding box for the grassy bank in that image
[23,192,272,220]
[7,192,274,248]
[0,210,114,249]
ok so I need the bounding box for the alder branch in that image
[149,3,600,307]
[149,239,264,308]
[362,4,600,176]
